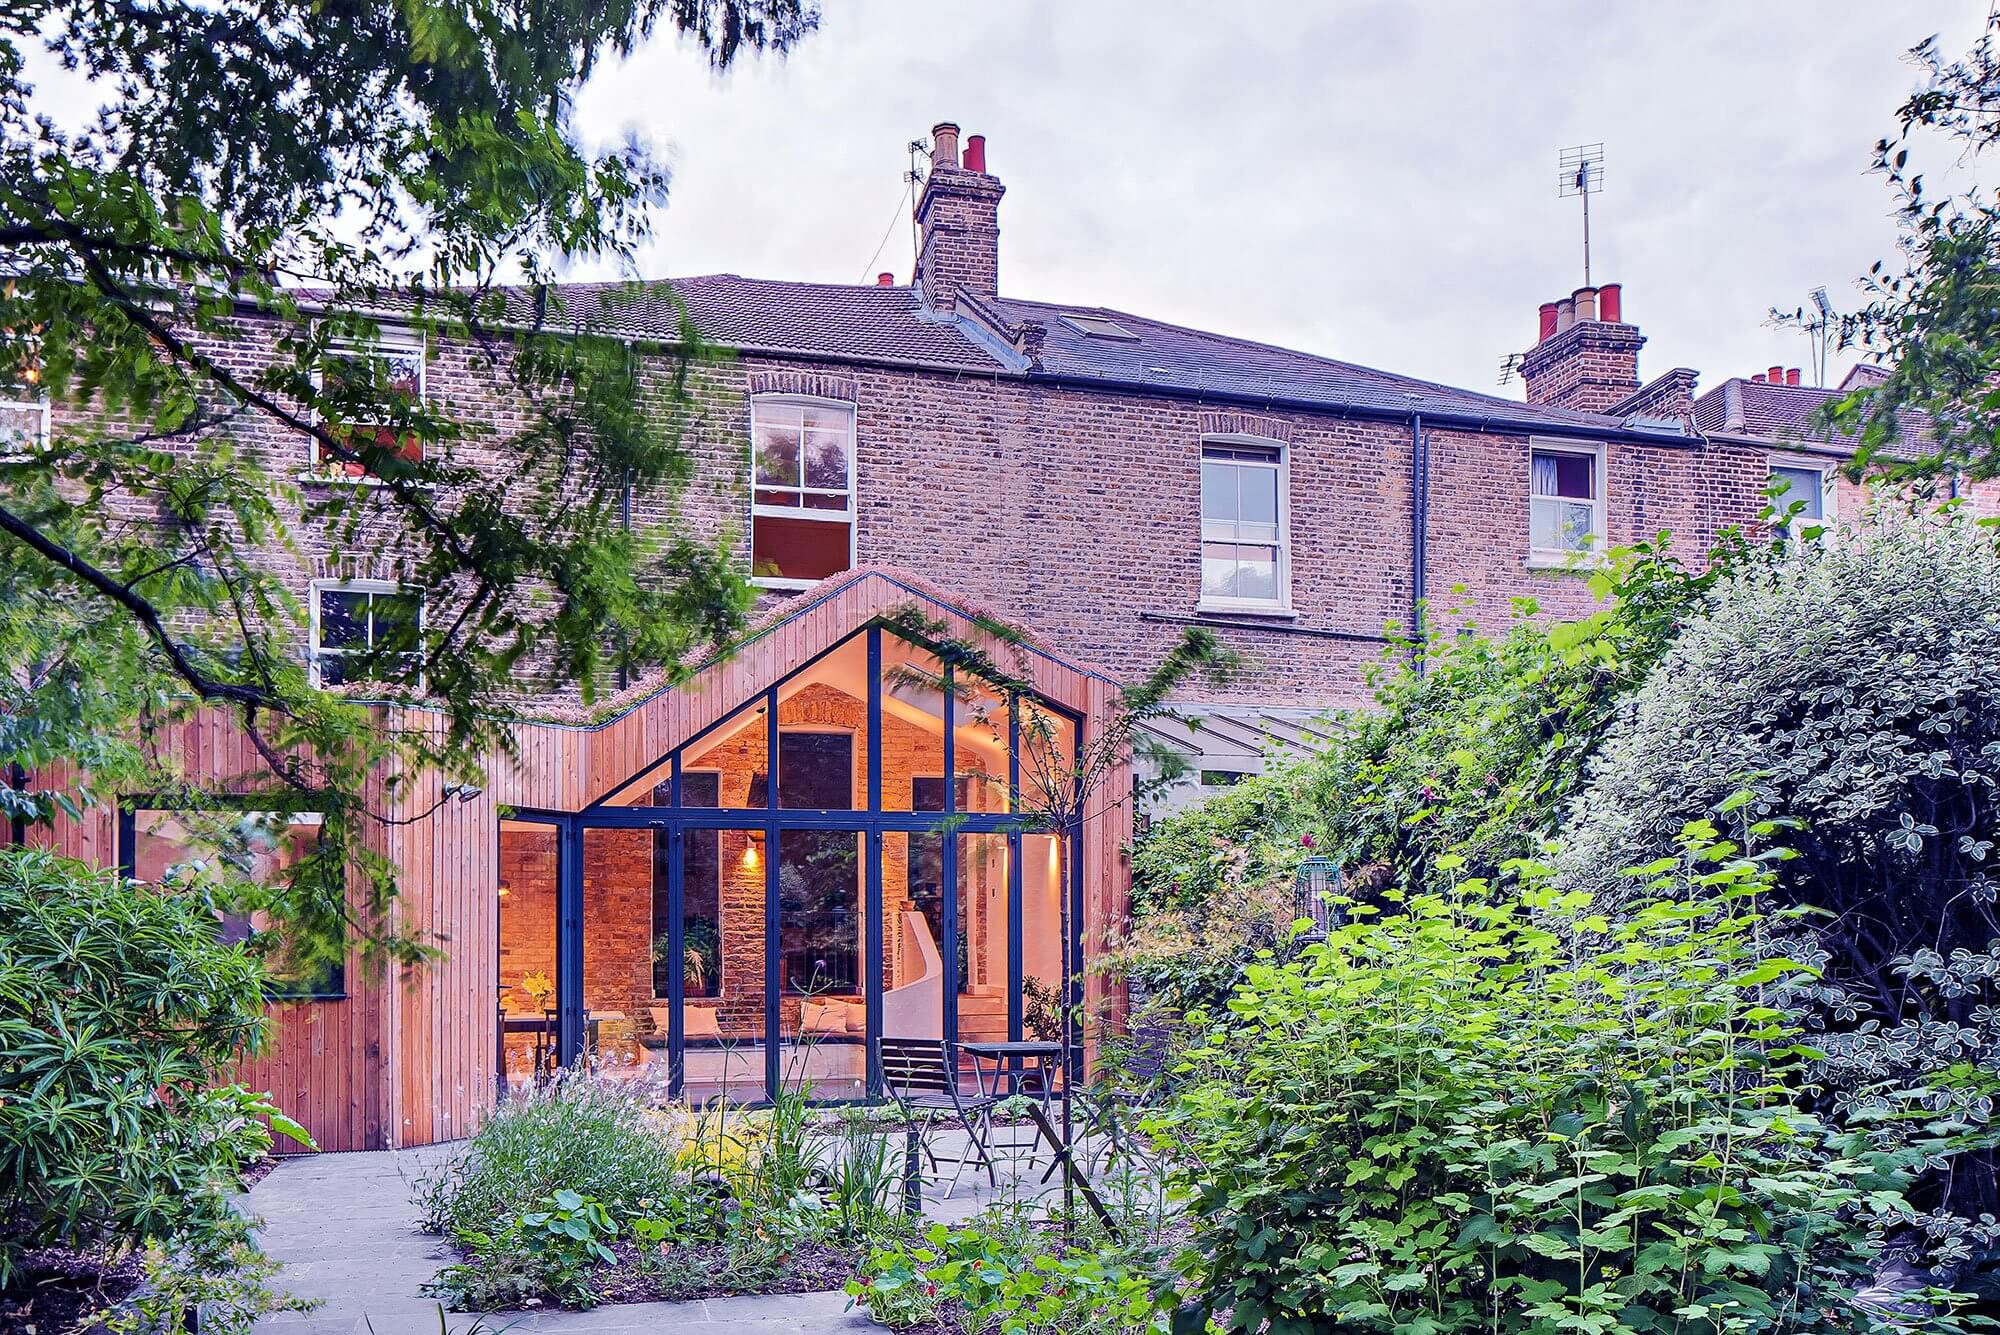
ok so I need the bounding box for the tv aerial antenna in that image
[1558,144,1605,287]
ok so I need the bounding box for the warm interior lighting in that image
[742,837,762,870]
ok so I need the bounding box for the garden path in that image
[242,1129,1090,1335]
[244,1150,875,1335]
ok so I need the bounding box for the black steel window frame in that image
[570,622,1085,1103]
[116,794,348,1001]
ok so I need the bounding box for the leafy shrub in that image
[1157,834,1945,1335]
[1558,520,2000,1231]
[436,1190,620,1310]
[850,1208,1166,1334]
[414,1078,683,1239]
[1123,536,1744,1023]
[0,850,303,1280]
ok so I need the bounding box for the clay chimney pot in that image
[931,122,960,171]
[1572,286,1598,323]
[1538,302,1559,343]
[1555,297,1575,333]
[1598,283,1622,324]
[876,272,894,287]
[963,134,987,174]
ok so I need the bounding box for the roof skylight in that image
[1058,313,1139,342]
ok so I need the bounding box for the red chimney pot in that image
[1751,373,1766,383]
[1768,365,1784,384]
[963,134,987,174]
[1598,283,1622,323]
[1785,368,1801,386]
[876,272,894,287]
[1538,302,1559,342]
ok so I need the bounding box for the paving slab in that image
[243,1127,1140,1333]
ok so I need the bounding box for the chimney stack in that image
[1519,281,1645,413]
[914,119,1004,309]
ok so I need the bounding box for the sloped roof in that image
[334,273,1658,433]
[1690,376,1931,450]
[537,277,1006,374]
[988,295,1618,431]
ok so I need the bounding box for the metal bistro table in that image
[960,1039,1064,1101]
[957,1040,1117,1233]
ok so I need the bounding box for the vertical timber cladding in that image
[25,569,1128,1151]
[32,710,392,1154]
[424,566,1130,1148]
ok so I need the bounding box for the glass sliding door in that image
[497,818,562,1097]
[775,826,867,1099]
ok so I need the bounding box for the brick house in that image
[45,120,1923,1151]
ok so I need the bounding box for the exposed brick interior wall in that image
[500,674,1026,1050]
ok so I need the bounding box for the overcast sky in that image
[569,1,1989,400]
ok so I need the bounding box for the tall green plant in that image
[1157,830,1952,1335]
[1132,533,1757,924]
[0,851,308,1281]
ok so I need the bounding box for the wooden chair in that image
[879,1037,1002,1198]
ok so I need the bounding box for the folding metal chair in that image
[879,1037,1002,1198]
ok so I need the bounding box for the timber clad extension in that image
[33,119,1978,1151]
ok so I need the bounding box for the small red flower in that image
[1300,834,1315,849]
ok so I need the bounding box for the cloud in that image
[572,0,1986,396]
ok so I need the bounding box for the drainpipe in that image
[617,467,632,691]
[7,763,24,848]
[1411,413,1429,674]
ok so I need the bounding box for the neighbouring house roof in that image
[1690,375,1931,453]
[541,276,1007,374]
[1136,703,1341,773]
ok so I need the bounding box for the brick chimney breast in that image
[915,121,1004,309]
[1519,283,1645,413]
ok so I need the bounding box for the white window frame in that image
[1767,453,1838,546]
[0,394,50,460]
[308,578,425,689]
[1196,434,1293,615]
[748,394,857,591]
[307,324,428,476]
[1526,438,1608,568]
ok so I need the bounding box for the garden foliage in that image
[0,852,308,1297]
[1160,835,1946,1335]
[417,1073,910,1310]
[1560,520,2000,1252]
[1121,533,1749,1023]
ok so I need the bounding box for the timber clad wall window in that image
[0,393,48,457]
[122,806,344,998]
[1528,440,1606,561]
[1769,460,1834,543]
[310,580,422,686]
[312,326,427,474]
[1198,437,1289,611]
[750,396,856,588]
